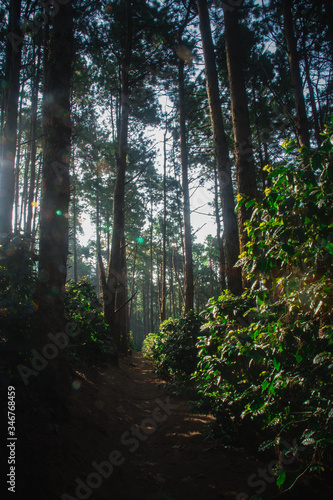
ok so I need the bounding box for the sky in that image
[79,93,217,247]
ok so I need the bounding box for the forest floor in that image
[3,351,332,500]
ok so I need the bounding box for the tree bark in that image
[214,165,226,292]
[0,0,23,240]
[128,239,138,324]
[160,124,167,322]
[302,35,321,147]
[21,150,29,230]
[178,45,194,311]
[323,0,333,63]
[72,159,78,283]
[96,166,106,298]
[282,0,310,147]
[150,197,154,332]
[26,43,41,237]
[222,0,257,256]
[32,156,42,249]
[105,0,132,356]
[36,0,73,417]
[197,0,242,295]
[14,91,24,232]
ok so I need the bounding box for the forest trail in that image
[46,352,266,500]
[11,348,330,500]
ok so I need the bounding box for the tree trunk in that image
[160,124,167,322]
[32,156,42,249]
[149,198,154,332]
[120,243,129,353]
[96,167,105,298]
[222,0,257,256]
[0,0,22,240]
[252,86,266,192]
[72,161,78,283]
[106,206,110,265]
[197,0,242,295]
[128,240,138,323]
[105,0,132,356]
[323,0,333,62]
[14,91,24,233]
[282,0,310,148]
[214,165,226,292]
[143,281,147,337]
[26,43,41,237]
[178,48,194,311]
[36,1,73,418]
[21,150,29,230]
[170,250,176,317]
[302,36,321,147]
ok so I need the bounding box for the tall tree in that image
[105,0,132,356]
[160,121,168,322]
[323,0,333,62]
[281,0,310,147]
[197,0,242,295]
[178,38,194,312]
[0,0,22,240]
[26,41,41,237]
[36,0,74,415]
[222,0,257,255]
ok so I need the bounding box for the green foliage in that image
[238,121,333,322]
[143,312,202,383]
[195,295,333,451]
[64,277,113,361]
[128,330,140,351]
[142,331,159,358]
[197,124,333,489]
[147,125,333,493]
[0,235,37,341]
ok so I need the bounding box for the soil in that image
[1,351,332,500]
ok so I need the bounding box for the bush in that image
[193,124,333,490]
[64,278,114,361]
[143,312,203,383]
[0,235,37,347]
[194,291,333,488]
[147,124,333,493]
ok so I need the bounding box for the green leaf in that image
[262,379,269,391]
[277,470,286,488]
[245,199,256,209]
[273,358,281,371]
[296,351,303,363]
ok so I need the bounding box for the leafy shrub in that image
[142,332,159,358]
[64,277,113,361]
[237,120,333,322]
[194,124,333,490]
[143,312,203,383]
[0,235,37,345]
[147,124,333,493]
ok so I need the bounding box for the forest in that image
[0,0,333,498]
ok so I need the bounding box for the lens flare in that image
[72,380,81,390]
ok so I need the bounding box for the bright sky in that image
[153,126,216,245]
[79,93,217,247]
[79,147,217,247]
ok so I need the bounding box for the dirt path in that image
[55,352,266,500]
[6,349,331,499]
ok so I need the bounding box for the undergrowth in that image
[144,121,333,495]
